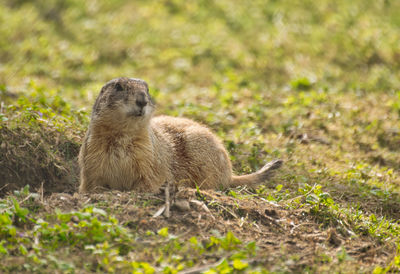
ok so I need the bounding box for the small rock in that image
[285,259,295,267]
[173,200,191,211]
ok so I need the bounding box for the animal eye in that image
[115,83,124,92]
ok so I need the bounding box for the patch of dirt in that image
[44,188,394,272]
[0,126,81,196]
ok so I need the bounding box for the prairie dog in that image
[78,77,282,193]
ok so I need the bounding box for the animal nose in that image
[136,98,147,108]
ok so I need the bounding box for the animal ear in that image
[143,83,155,104]
[115,82,124,91]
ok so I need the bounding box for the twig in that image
[215,203,238,219]
[40,181,44,203]
[3,165,20,179]
[152,205,166,218]
[190,199,215,220]
[290,222,315,234]
[259,197,280,207]
[0,183,9,192]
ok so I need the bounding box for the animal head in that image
[91,77,155,128]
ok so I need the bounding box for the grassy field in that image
[1,0,400,272]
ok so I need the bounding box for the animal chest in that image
[93,140,145,190]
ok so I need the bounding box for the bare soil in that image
[0,126,80,196]
[44,188,393,272]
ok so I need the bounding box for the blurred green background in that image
[1,0,399,100]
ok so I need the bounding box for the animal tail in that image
[230,159,283,187]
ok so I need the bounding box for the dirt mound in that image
[45,188,393,272]
[0,126,81,196]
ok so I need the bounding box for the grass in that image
[1,0,400,272]
[0,189,254,273]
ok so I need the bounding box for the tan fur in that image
[78,77,282,193]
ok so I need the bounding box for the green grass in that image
[0,188,256,273]
[1,0,400,272]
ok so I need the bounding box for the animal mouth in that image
[127,110,144,117]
